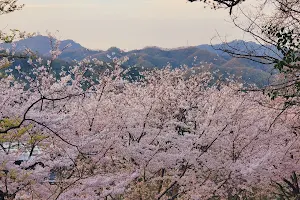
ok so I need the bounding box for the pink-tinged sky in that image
[0,0,250,50]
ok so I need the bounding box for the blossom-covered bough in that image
[0,36,300,200]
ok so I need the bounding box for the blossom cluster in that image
[0,40,299,199]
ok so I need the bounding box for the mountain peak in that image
[0,35,85,55]
[107,47,122,54]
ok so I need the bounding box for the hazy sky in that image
[0,0,248,50]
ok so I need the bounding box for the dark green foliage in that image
[263,26,300,73]
[260,24,300,101]
[273,172,300,200]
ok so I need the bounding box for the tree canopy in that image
[0,0,299,199]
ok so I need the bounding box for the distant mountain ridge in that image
[1,36,275,87]
[0,35,86,55]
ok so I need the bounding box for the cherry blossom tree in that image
[0,0,23,16]
[0,36,300,199]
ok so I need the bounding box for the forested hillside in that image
[1,36,274,87]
